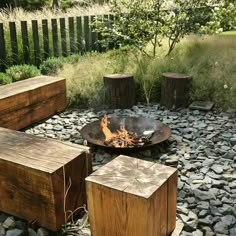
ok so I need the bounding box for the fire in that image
[100,115,152,148]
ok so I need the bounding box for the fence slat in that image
[91,15,97,51]
[0,23,6,71]
[21,21,30,64]
[42,19,50,59]
[60,18,67,57]
[32,20,41,67]
[109,14,115,49]
[84,16,90,52]
[51,19,59,57]
[9,22,18,64]
[68,17,75,54]
[76,16,83,53]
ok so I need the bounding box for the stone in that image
[171,220,184,236]
[211,165,223,174]
[213,221,228,234]
[0,224,5,236]
[221,215,236,226]
[193,189,216,201]
[6,229,23,236]
[37,227,49,236]
[192,229,204,236]
[3,217,16,229]
[28,228,37,236]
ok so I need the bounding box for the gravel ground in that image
[1,104,236,236]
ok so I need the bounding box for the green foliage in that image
[96,0,235,57]
[0,73,12,85]
[57,51,134,108]
[6,64,40,82]
[40,57,67,75]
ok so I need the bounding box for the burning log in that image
[100,116,154,148]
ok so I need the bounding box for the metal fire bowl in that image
[80,116,171,151]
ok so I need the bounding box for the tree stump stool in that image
[103,74,135,109]
[161,72,192,109]
[86,155,178,236]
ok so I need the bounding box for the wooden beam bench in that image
[0,127,92,231]
[0,76,67,130]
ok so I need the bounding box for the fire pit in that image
[80,116,171,151]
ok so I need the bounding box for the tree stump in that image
[161,72,192,109]
[104,74,135,109]
[86,155,178,236]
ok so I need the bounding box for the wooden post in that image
[51,18,59,57]
[86,155,178,236]
[0,23,6,71]
[9,21,18,64]
[60,17,67,57]
[104,73,136,109]
[21,21,30,64]
[161,72,192,109]
[76,16,83,53]
[42,19,50,59]
[69,17,75,54]
[84,16,90,52]
[32,20,41,67]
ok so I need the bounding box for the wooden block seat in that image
[86,155,178,236]
[0,127,92,231]
[0,76,66,130]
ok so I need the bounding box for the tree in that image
[96,0,235,57]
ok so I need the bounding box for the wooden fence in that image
[0,15,112,71]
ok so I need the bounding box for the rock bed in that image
[2,104,236,236]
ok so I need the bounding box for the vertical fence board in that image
[76,16,83,53]
[42,19,50,59]
[9,22,18,64]
[32,20,41,67]
[84,16,90,52]
[68,17,75,54]
[103,14,109,52]
[109,14,115,49]
[51,18,59,57]
[21,21,30,64]
[90,15,97,51]
[0,23,6,71]
[60,18,67,57]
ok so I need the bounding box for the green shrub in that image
[6,64,40,82]
[0,73,12,85]
[40,57,66,75]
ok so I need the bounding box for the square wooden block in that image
[86,155,178,236]
[0,127,92,231]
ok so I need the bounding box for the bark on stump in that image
[104,74,135,109]
[161,72,192,109]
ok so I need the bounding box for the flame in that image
[100,115,135,147]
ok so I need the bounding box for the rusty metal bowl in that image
[80,116,171,151]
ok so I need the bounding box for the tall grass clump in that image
[179,35,236,109]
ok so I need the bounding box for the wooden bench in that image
[0,127,92,231]
[86,155,178,236]
[0,76,66,130]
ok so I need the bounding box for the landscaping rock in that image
[17,104,235,236]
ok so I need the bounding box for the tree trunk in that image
[161,72,192,109]
[104,73,136,109]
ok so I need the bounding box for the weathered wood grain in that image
[103,74,136,109]
[0,127,92,231]
[86,155,178,236]
[0,76,66,130]
[161,72,192,109]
